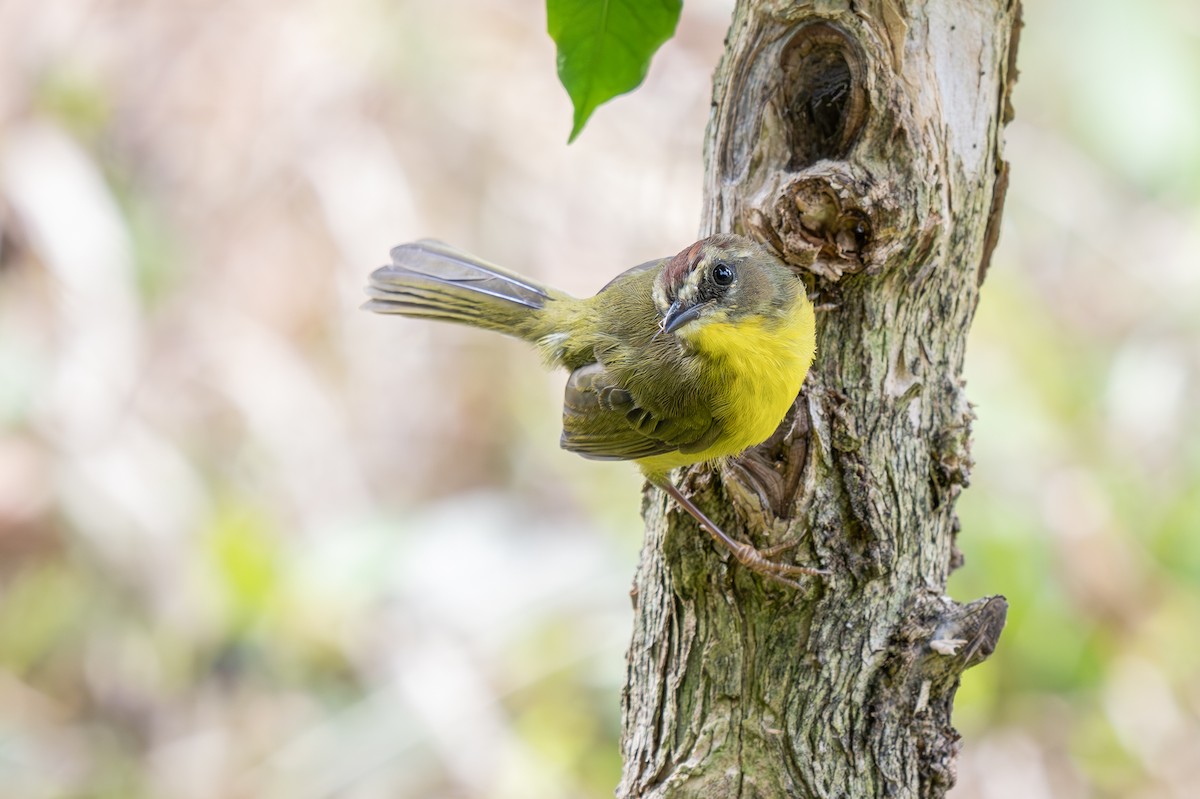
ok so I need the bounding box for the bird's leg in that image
[654,479,829,588]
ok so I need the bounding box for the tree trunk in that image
[618,1,1021,797]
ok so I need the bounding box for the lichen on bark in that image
[619,2,1023,797]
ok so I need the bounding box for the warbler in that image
[364,235,824,586]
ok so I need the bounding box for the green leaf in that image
[547,0,683,143]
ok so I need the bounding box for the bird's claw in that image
[726,538,830,589]
[656,478,829,589]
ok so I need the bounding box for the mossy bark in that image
[619,1,1021,797]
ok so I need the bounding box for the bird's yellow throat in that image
[636,302,816,478]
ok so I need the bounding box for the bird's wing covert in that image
[559,363,722,461]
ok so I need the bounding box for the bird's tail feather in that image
[364,240,568,340]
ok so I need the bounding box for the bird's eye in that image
[711,262,735,286]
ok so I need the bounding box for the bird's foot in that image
[655,479,829,589]
[720,535,830,589]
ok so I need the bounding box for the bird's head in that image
[652,234,805,344]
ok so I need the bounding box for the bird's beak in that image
[661,299,705,335]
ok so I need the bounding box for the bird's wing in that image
[559,362,722,461]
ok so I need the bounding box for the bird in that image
[363,234,825,587]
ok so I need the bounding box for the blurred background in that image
[0,0,1197,797]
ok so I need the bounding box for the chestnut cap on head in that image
[652,234,802,336]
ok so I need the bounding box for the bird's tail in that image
[363,240,570,341]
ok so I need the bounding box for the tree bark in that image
[619,2,1021,797]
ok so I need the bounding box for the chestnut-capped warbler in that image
[364,235,825,586]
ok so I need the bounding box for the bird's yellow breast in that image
[636,302,816,478]
[695,309,817,450]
